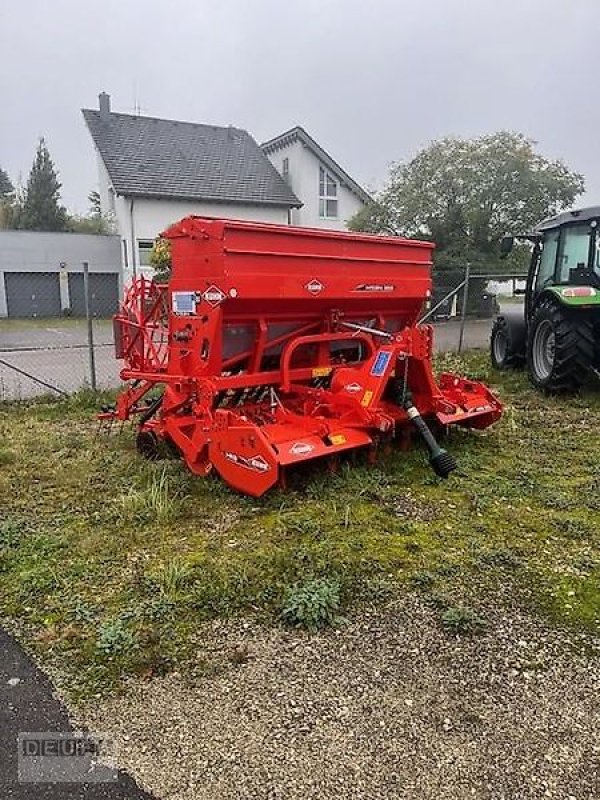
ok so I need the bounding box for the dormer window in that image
[319,166,338,219]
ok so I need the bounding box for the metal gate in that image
[67,273,119,317]
[4,272,62,317]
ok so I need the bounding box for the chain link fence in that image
[427,266,527,353]
[0,265,120,402]
[0,263,527,402]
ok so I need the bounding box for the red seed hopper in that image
[103,217,502,496]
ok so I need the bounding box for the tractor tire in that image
[527,298,595,392]
[490,317,525,370]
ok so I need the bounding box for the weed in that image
[148,558,193,600]
[281,578,342,631]
[441,606,487,635]
[477,548,521,569]
[96,615,138,656]
[118,467,180,522]
[410,570,436,589]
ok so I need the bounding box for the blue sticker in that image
[371,350,391,377]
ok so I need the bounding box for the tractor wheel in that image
[490,317,525,370]
[527,298,594,392]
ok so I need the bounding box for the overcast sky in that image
[1,0,598,213]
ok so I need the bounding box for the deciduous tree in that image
[349,132,584,272]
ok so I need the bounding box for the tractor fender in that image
[543,286,600,309]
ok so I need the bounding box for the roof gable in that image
[82,110,301,207]
[261,126,371,204]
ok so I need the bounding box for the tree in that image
[349,132,585,272]
[0,166,18,229]
[0,166,14,201]
[20,138,67,231]
[64,189,113,234]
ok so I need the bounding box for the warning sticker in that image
[312,367,332,377]
[329,434,347,446]
[172,292,197,316]
[361,390,374,407]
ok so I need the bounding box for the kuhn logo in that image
[344,382,362,393]
[202,285,227,306]
[306,279,324,295]
[289,442,314,456]
[224,451,270,473]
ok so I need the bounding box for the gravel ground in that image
[81,598,600,800]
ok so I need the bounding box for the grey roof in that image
[261,126,372,204]
[82,110,301,207]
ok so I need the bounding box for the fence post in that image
[83,261,97,391]
[457,262,471,354]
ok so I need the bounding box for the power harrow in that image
[101,217,502,496]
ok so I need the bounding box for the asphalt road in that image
[0,628,156,799]
[0,318,495,402]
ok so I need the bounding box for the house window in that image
[319,166,338,218]
[282,157,290,182]
[138,240,154,267]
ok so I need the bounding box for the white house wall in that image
[111,195,289,279]
[266,141,365,230]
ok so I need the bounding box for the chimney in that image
[99,92,111,122]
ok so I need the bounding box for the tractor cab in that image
[526,207,600,315]
[491,206,600,391]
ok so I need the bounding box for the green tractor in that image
[490,206,600,391]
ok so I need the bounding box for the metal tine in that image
[256,386,270,404]
[236,388,251,406]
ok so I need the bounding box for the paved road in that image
[0,317,495,401]
[0,628,156,799]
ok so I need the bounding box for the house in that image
[82,93,301,277]
[261,126,371,229]
[82,94,370,279]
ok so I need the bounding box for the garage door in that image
[68,273,119,317]
[4,272,62,318]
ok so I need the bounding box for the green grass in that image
[1,349,599,699]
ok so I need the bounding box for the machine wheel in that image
[490,317,525,370]
[136,430,162,460]
[527,299,594,392]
